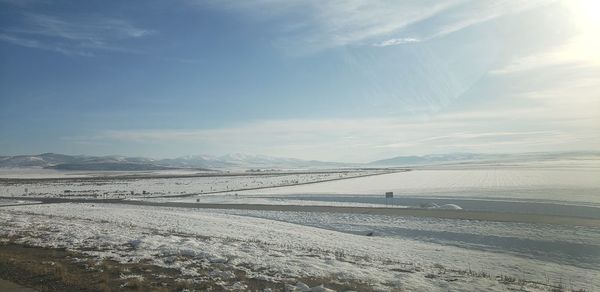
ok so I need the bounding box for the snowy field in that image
[2,203,598,291]
[229,167,600,206]
[1,162,599,291]
[0,169,388,199]
[0,198,41,206]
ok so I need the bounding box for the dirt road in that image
[3,196,600,227]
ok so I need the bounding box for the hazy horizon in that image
[2,150,600,165]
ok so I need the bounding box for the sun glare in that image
[566,0,600,63]
[569,0,600,32]
[575,0,600,28]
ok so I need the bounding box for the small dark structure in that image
[385,192,393,205]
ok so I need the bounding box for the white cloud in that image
[71,104,598,162]
[491,40,599,75]
[374,37,420,47]
[18,14,153,42]
[492,0,600,75]
[0,33,93,56]
[199,0,460,53]
[0,13,154,56]
[202,0,555,52]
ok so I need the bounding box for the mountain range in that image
[0,151,598,171]
[0,153,348,170]
[368,151,600,166]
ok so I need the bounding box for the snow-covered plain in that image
[2,203,597,291]
[0,168,218,179]
[1,163,599,291]
[0,170,386,199]
[233,167,600,205]
[0,199,41,206]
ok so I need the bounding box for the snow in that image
[1,163,599,291]
[432,203,462,210]
[212,208,600,268]
[286,282,335,292]
[0,168,94,179]
[0,170,386,199]
[0,199,40,206]
[157,193,411,208]
[236,167,600,205]
[1,203,597,291]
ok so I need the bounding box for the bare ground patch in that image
[0,243,378,292]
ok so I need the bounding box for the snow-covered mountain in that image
[0,153,83,168]
[0,153,173,171]
[2,151,597,170]
[368,151,600,166]
[160,153,346,169]
[0,153,347,170]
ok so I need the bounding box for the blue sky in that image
[1,0,599,162]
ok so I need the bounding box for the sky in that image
[0,0,599,162]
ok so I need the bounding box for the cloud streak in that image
[374,0,557,47]
[0,13,154,56]
[204,0,458,53]
[373,37,420,47]
[0,33,93,56]
[202,0,555,53]
[69,103,598,162]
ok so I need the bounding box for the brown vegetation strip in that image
[0,279,36,292]
[0,243,377,292]
[0,243,248,292]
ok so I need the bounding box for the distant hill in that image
[0,153,347,170]
[0,153,83,168]
[0,153,193,171]
[1,151,598,170]
[46,162,176,171]
[368,151,600,166]
[163,153,348,169]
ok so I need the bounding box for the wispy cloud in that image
[68,104,598,162]
[0,0,45,6]
[201,0,555,53]
[0,13,154,56]
[0,33,93,56]
[491,38,600,75]
[373,37,420,47]
[374,0,556,47]
[17,14,153,41]
[203,0,459,53]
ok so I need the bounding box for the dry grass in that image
[0,242,381,292]
[0,243,192,291]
